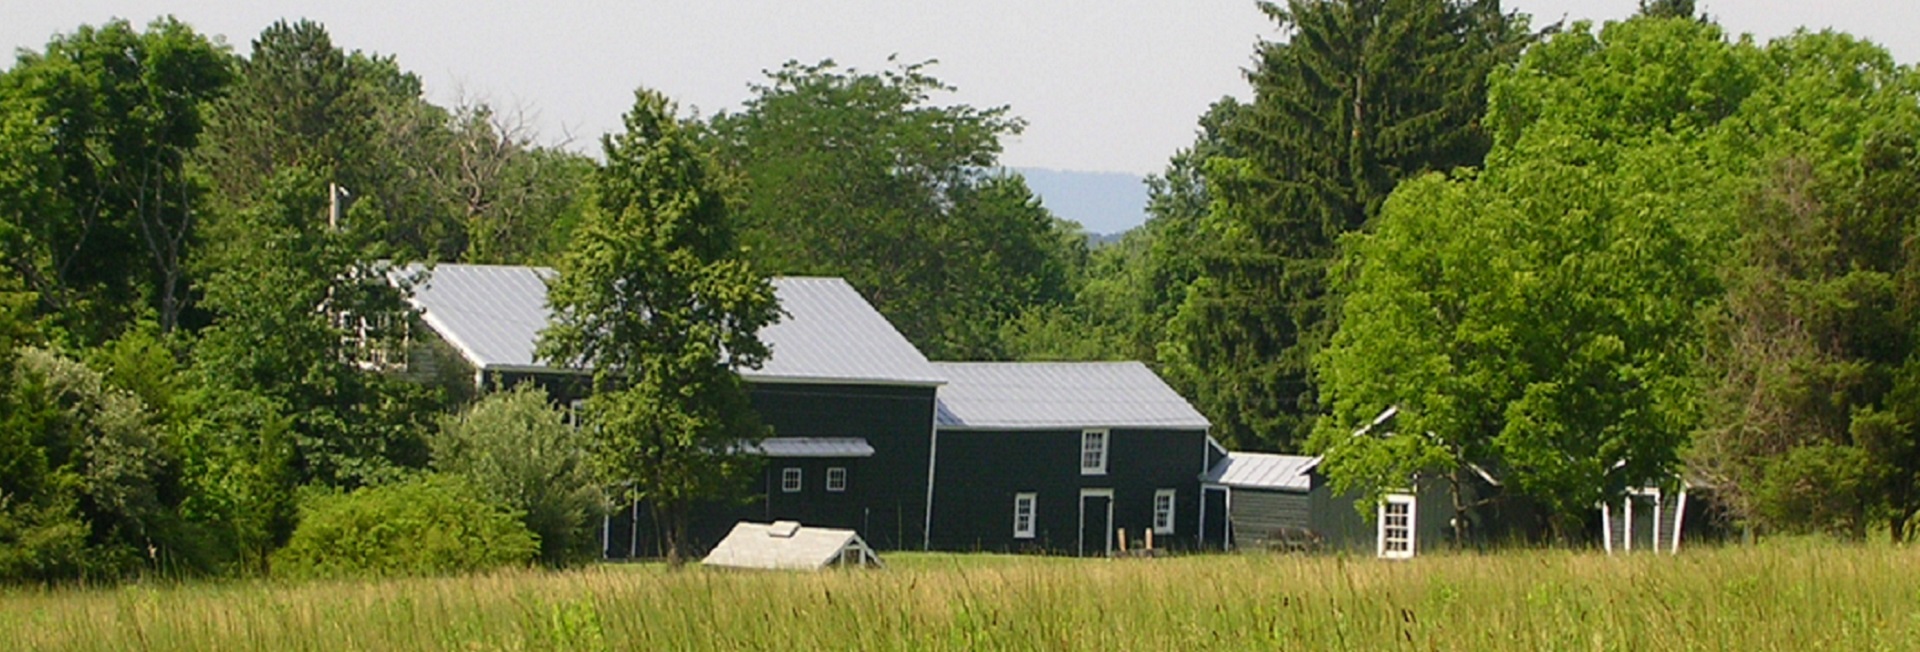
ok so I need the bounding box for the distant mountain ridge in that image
[1012,167,1148,236]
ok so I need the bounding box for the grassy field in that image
[5,541,1920,651]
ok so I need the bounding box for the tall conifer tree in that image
[1166,0,1530,450]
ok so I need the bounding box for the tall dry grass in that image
[5,541,1918,650]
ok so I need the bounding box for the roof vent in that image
[768,521,801,538]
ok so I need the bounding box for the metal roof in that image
[700,521,882,570]
[401,264,944,386]
[1202,452,1320,491]
[745,437,875,458]
[931,361,1211,430]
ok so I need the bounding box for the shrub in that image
[433,385,604,567]
[272,474,538,579]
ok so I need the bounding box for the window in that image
[781,468,802,493]
[1377,493,1416,559]
[1080,429,1108,475]
[566,399,586,429]
[826,467,848,492]
[1153,489,1177,534]
[1013,493,1037,539]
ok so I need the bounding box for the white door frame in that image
[1079,488,1115,556]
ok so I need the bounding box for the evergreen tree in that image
[1166,0,1531,450]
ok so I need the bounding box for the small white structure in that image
[701,521,883,571]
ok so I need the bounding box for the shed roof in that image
[745,437,875,458]
[930,361,1210,430]
[1203,452,1320,491]
[401,264,944,386]
[700,521,882,571]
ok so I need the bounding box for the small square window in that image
[826,467,847,492]
[781,468,802,493]
[1153,488,1176,534]
[1013,492,1037,539]
[1080,430,1108,475]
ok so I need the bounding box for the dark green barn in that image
[401,264,946,557]
[926,362,1217,555]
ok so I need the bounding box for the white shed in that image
[700,521,883,571]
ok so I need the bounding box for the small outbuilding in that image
[700,521,884,571]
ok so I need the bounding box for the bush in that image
[433,385,604,567]
[272,474,538,579]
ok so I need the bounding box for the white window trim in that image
[1013,492,1037,539]
[566,399,586,429]
[1153,488,1177,535]
[1080,429,1109,475]
[1378,492,1416,559]
[826,467,848,493]
[781,467,802,493]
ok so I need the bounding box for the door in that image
[1201,486,1230,550]
[1079,489,1114,557]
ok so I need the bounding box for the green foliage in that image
[271,474,537,579]
[1168,0,1532,450]
[0,17,232,339]
[539,88,780,563]
[1753,444,1880,537]
[193,167,434,488]
[710,60,1074,360]
[433,385,605,567]
[1314,16,1757,530]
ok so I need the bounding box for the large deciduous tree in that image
[1166,0,1532,451]
[709,59,1074,360]
[538,89,781,565]
[0,18,231,340]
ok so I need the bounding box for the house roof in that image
[745,437,875,458]
[401,264,944,386]
[930,361,1210,430]
[1203,452,1320,491]
[700,521,882,571]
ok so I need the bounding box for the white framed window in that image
[1013,492,1037,539]
[1153,488,1177,534]
[1080,429,1108,475]
[826,467,848,492]
[781,468,802,493]
[1378,493,1416,559]
[566,399,586,429]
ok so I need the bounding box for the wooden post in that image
[1146,529,1155,551]
[1117,528,1128,553]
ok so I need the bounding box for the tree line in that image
[5,0,1917,582]
[1073,0,1920,541]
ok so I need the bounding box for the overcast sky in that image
[7,1,1919,175]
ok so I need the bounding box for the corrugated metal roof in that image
[931,361,1211,430]
[746,437,875,458]
[401,264,944,386]
[700,521,881,570]
[1202,452,1320,491]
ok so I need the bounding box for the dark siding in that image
[929,427,1209,554]
[749,383,936,551]
[605,382,938,558]
[1227,490,1310,549]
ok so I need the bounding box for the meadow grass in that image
[6,541,1919,651]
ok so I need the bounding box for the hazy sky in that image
[7,1,1918,175]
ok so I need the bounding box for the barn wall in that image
[1227,489,1310,550]
[930,427,1209,554]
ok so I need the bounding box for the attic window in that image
[1378,493,1416,559]
[1080,429,1108,475]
